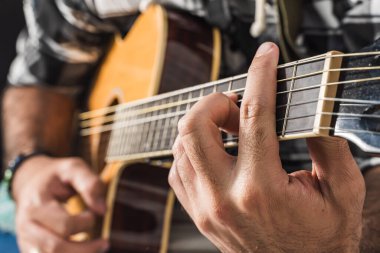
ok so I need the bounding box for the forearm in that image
[2,86,77,165]
[2,88,108,253]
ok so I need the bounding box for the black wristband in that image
[4,151,49,198]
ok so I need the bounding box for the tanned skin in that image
[2,75,379,252]
[3,86,75,160]
[361,167,380,252]
[169,43,379,253]
[2,86,109,253]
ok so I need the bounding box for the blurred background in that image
[0,0,24,252]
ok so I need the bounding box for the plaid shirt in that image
[7,0,380,170]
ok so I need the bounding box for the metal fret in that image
[281,64,298,137]
[168,93,183,148]
[213,83,217,93]
[186,90,193,111]
[137,108,151,154]
[145,101,160,152]
[231,77,246,98]
[160,96,174,150]
[123,107,137,155]
[107,106,125,158]
[152,101,165,151]
[228,80,232,92]
[199,87,205,98]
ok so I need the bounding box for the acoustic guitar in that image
[73,4,380,253]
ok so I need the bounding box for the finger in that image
[18,220,109,253]
[30,201,96,238]
[169,137,194,207]
[177,93,239,184]
[307,137,363,192]
[168,162,194,217]
[226,92,239,103]
[223,93,240,134]
[172,136,196,186]
[169,137,195,216]
[57,158,107,215]
[237,42,285,181]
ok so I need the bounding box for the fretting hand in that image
[169,43,365,253]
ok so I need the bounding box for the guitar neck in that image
[80,50,380,162]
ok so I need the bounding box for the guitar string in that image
[79,51,380,119]
[80,73,380,132]
[198,126,380,147]
[221,125,380,145]
[80,97,380,136]
[79,52,380,157]
[276,111,380,122]
[276,127,380,136]
[96,100,380,151]
[103,103,380,154]
[81,93,380,130]
[276,51,380,69]
[105,126,380,159]
[277,65,380,83]
[81,107,380,137]
[79,52,380,120]
[278,51,380,69]
[80,73,380,129]
[102,103,380,157]
[79,65,380,121]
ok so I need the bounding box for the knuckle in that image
[82,177,101,195]
[195,214,213,234]
[168,168,176,187]
[240,101,268,120]
[172,139,184,159]
[177,115,201,137]
[60,157,86,172]
[346,174,365,199]
[238,189,262,212]
[209,202,231,225]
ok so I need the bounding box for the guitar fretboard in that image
[82,52,341,162]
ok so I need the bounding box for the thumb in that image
[57,158,107,215]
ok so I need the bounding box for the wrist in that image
[9,152,51,201]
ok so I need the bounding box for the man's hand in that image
[169,43,365,253]
[13,155,109,253]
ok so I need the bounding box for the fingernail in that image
[255,42,273,57]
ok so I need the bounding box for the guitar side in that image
[79,5,221,252]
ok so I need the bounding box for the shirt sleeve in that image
[7,0,140,95]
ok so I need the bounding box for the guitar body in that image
[79,5,221,252]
